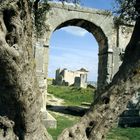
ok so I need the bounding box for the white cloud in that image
[61,26,88,37]
[50,45,98,60]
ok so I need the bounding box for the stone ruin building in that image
[54,68,88,88]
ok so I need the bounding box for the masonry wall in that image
[112,24,134,78]
[63,70,76,85]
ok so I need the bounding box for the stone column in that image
[42,44,49,111]
[97,48,114,92]
[106,48,113,83]
[97,52,108,91]
[34,39,47,111]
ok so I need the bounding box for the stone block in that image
[41,111,57,129]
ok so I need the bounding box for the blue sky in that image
[48,0,115,81]
[80,0,114,10]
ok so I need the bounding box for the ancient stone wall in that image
[34,2,133,94]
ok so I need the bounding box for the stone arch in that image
[49,18,109,89]
[34,4,117,95]
[54,18,108,53]
[35,3,117,95]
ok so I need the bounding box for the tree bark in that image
[0,0,50,140]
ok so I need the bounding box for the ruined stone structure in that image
[54,68,88,88]
[34,2,134,112]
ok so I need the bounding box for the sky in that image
[48,0,115,82]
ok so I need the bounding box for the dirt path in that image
[47,93,65,106]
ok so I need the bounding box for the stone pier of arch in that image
[33,2,133,127]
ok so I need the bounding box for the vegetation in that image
[49,121,140,140]
[48,85,94,106]
[114,0,138,22]
[47,112,79,140]
[107,127,140,140]
[47,85,94,139]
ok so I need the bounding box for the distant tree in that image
[114,0,138,21]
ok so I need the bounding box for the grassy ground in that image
[47,112,80,140]
[48,85,94,106]
[107,127,140,140]
[47,85,93,139]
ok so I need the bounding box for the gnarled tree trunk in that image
[0,0,50,140]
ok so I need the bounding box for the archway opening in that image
[46,20,108,138]
[46,19,108,139]
[47,26,97,108]
[48,26,98,83]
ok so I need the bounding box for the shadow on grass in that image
[46,105,89,116]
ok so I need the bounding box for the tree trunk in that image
[58,3,140,140]
[0,0,50,140]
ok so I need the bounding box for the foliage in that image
[47,112,79,140]
[48,85,94,106]
[114,0,138,22]
[34,1,50,37]
[107,127,140,140]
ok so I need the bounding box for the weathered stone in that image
[33,2,135,137]
[54,68,88,88]
[40,111,57,129]
[0,116,17,140]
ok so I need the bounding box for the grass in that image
[47,112,79,140]
[47,85,92,139]
[107,127,140,140]
[48,85,94,106]
[48,119,140,140]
